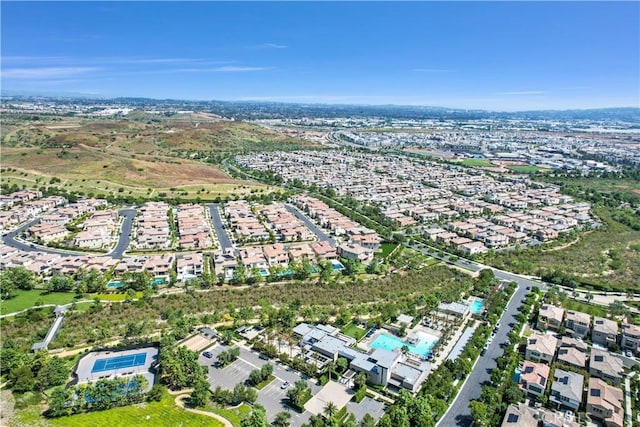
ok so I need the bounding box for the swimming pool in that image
[469,299,485,314]
[331,261,344,270]
[370,331,438,358]
[107,281,123,288]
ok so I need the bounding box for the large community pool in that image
[370,331,438,358]
[469,299,485,314]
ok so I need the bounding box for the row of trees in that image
[470,290,537,427]
[376,282,519,427]
[46,375,148,418]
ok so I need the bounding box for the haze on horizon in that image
[1,1,639,111]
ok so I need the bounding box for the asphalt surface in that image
[284,203,336,246]
[1,218,81,257]
[207,203,234,250]
[406,243,547,427]
[107,208,136,259]
[199,345,320,426]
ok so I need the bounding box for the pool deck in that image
[359,325,442,357]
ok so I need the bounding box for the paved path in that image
[172,390,234,427]
[625,372,635,427]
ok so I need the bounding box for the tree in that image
[3,267,36,291]
[241,403,268,427]
[323,401,338,420]
[359,413,376,427]
[189,374,210,407]
[48,275,72,292]
[10,364,35,393]
[469,401,489,427]
[503,382,524,405]
[273,411,292,427]
[37,357,70,391]
[46,387,73,418]
[147,384,164,402]
[286,380,310,408]
[354,372,368,390]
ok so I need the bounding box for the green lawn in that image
[507,165,544,173]
[342,323,367,340]
[48,391,222,427]
[379,243,399,258]
[255,374,275,390]
[563,299,608,318]
[459,158,493,167]
[0,290,79,314]
[208,404,251,427]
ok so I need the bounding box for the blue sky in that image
[2,1,639,110]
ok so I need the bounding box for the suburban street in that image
[207,203,234,250]
[107,208,136,259]
[1,218,82,257]
[284,203,336,246]
[437,274,539,426]
[406,243,545,427]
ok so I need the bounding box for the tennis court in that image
[91,352,147,373]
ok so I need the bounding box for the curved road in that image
[106,208,136,258]
[2,208,136,260]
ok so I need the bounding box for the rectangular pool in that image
[469,299,485,314]
[370,331,438,358]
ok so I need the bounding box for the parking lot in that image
[199,344,322,426]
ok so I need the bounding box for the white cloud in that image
[2,67,100,79]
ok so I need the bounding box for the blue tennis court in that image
[91,352,147,373]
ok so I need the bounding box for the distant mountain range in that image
[2,91,639,123]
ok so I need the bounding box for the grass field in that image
[379,243,399,258]
[47,391,222,427]
[0,290,79,314]
[562,299,608,318]
[507,165,544,173]
[0,114,317,198]
[209,404,251,427]
[458,158,493,167]
[342,323,368,340]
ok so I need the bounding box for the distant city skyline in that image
[2,1,639,111]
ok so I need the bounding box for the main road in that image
[408,244,545,427]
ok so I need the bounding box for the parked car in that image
[203,351,213,359]
[281,381,291,390]
[626,350,633,357]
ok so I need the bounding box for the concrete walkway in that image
[625,372,635,427]
[171,389,234,427]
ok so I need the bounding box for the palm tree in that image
[326,360,336,382]
[323,401,338,420]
